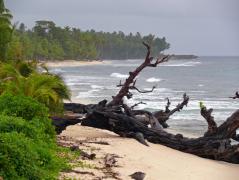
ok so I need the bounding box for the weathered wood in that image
[80,109,239,163]
[52,116,82,134]
[153,93,189,128]
[107,42,170,106]
[53,43,239,164]
[200,105,218,136]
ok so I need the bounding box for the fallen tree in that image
[52,43,239,164]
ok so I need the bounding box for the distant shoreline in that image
[171,54,198,60]
[44,60,111,67]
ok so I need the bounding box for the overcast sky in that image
[6,0,239,56]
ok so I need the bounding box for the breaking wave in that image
[162,61,201,67]
[146,77,162,83]
[110,73,128,78]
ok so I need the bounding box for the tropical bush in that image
[0,94,55,137]
[0,93,49,120]
[0,2,72,179]
[0,94,69,179]
[0,115,45,140]
[0,132,65,180]
[0,61,71,114]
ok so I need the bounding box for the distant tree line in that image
[7,20,170,61]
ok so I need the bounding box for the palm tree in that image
[0,61,71,114]
[0,0,13,61]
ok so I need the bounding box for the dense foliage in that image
[0,94,68,179]
[0,132,66,180]
[8,21,170,60]
[0,94,55,136]
[0,61,71,114]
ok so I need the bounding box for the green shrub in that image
[0,94,71,179]
[0,115,55,143]
[0,94,56,138]
[0,132,64,180]
[0,93,49,120]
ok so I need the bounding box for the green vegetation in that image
[0,94,55,136]
[0,0,170,179]
[0,2,75,179]
[0,61,71,114]
[9,20,170,60]
[0,94,68,179]
[0,0,13,61]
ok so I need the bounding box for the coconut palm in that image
[0,1,12,25]
[0,62,71,114]
[0,0,13,61]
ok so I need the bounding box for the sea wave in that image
[91,85,104,89]
[146,77,162,83]
[66,82,92,86]
[76,89,101,98]
[110,73,128,78]
[162,61,201,67]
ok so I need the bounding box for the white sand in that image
[44,60,111,67]
[61,125,239,180]
[64,97,93,105]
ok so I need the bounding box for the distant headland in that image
[170,54,198,60]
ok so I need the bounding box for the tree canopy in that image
[9,20,170,61]
[0,0,13,61]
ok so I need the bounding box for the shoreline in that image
[44,60,111,67]
[59,125,239,180]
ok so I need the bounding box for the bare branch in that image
[215,110,239,139]
[200,103,218,136]
[130,101,146,110]
[168,93,189,116]
[130,86,156,94]
[108,42,170,106]
[165,98,171,113]
[148,55,171,67]
[153,93,189,128]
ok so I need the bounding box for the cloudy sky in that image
[6,0,239,56]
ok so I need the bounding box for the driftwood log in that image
[52,43,239,164]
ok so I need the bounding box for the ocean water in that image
[49,57,239,136]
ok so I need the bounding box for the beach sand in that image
[59,125,239,180]
[44,60,111,67]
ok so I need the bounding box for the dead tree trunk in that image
[107,42,170,106]
[81,107,239,163]
[56,43,239,164]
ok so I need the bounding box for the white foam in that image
[66,82,91,86]
[146,77,162,83]
[110,73,128,78]
[76,89,101,98]
[162,61,201,67]
[91,85,104,89]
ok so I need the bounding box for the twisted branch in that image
[108,42,170,106]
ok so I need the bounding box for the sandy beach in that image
[59,125,239,180]
[44,60,111,67]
